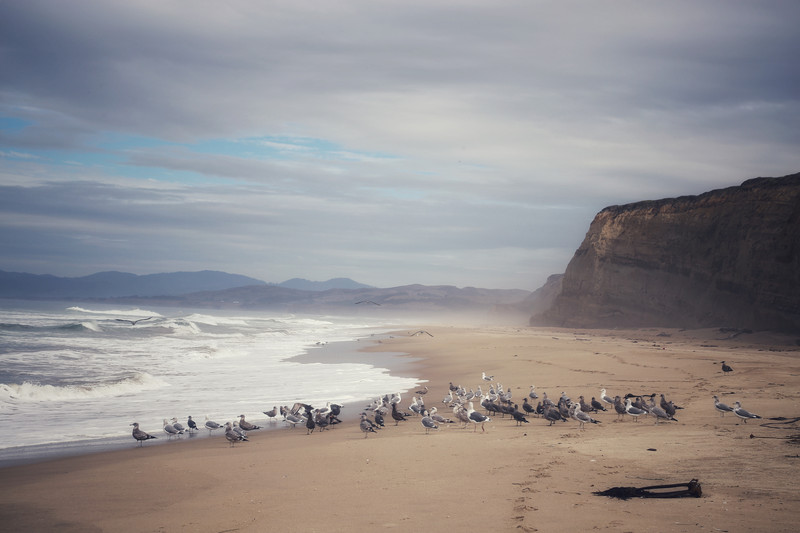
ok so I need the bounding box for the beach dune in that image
[1,326,799,532]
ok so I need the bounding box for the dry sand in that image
[1,326,799,532]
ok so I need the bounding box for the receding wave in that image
[0,373,169,403]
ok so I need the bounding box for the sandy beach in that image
[1,325,799,532]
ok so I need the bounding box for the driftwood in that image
[594,479,702,500]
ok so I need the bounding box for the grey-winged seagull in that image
[421,411,439,434]
[713,395,734,417]
[204,415,223,431]
[624,398,646,422]
[225,421,248,446]
[733,401,761,423]
[163,418,182,438]
[569,404,600,430]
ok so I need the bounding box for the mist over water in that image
[0,301,420,452]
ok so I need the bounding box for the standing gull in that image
[713,395,735,417]
[238,415,261,431]
[600,388,614,407]
[721,361,734,374]
[569,404,600,430]
[186,416,198,432]
[131,422,157,446]
[224,422,247,446]
[263,406,279,423]
[421,411,439,434]
[733,401,761,423]
[360,413,377,438]
[466,402,491,433]
[625,398,646,422]
[163,418,182,438]
[482,372,494,382]
[204,415,223,431]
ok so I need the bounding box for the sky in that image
[1,1,798,291]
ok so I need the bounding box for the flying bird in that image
[355,300,381,306]
[115,317,153,325]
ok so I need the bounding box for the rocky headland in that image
[536,172,800,333]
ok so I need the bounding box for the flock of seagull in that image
[131,359,764,446]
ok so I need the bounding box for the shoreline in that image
[0,329,424,469]
[2,325,799,532]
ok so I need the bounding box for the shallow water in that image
[0,300,421,461]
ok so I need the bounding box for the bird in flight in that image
[355,300,381,306]
[115,317,153,325]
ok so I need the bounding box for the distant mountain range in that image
[277,277,374,291]
[0,269,535,317]
[0,270,268,299]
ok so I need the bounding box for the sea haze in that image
[0,300,421,456]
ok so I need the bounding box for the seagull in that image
[529,385,538,400]
[186,416,198,432]
[263,406,279,423]
[429,407,452,425]
[624,398,646,422]
[131,422,157,446]
[391,403,407,426]
[283,413,305,428]
[410,330,433,337]
[569,404,600,430]
[355,300,381,306]
[421,411,439,434]
[360,413,377,438]
[415,385,429,395]
[579,396,594,413]
[374,410,385,427]
[522,398,536,416]
[543,404,566,426]
[482,372,494,382]
[733,401,761,423]
[163,418,182,438]
[600,388,614,407]
[613,396,627,421]
[721,361,734,374]
[115,317,153,325]
[171,417,186,433]
[591,397,607,412]
[648,398,677,424]
[511,405,529,426]
[713,395,735,417]
[466,402,491,432]
[225,422,247,446]
[238,415,261,431]
[204,415,223,431]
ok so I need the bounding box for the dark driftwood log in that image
[594,479,702,500]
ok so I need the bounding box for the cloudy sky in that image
[1,1,798,290]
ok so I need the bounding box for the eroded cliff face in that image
[536,173,800,332]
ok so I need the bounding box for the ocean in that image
[0,300,421,464]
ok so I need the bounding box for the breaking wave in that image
[0,373,169,403]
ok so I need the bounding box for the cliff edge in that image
[535,172,800,333]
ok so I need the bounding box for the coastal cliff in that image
[536,173,800,333]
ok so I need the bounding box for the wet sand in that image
[1,326,799,532]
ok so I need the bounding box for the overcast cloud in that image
[1,1,798,290]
